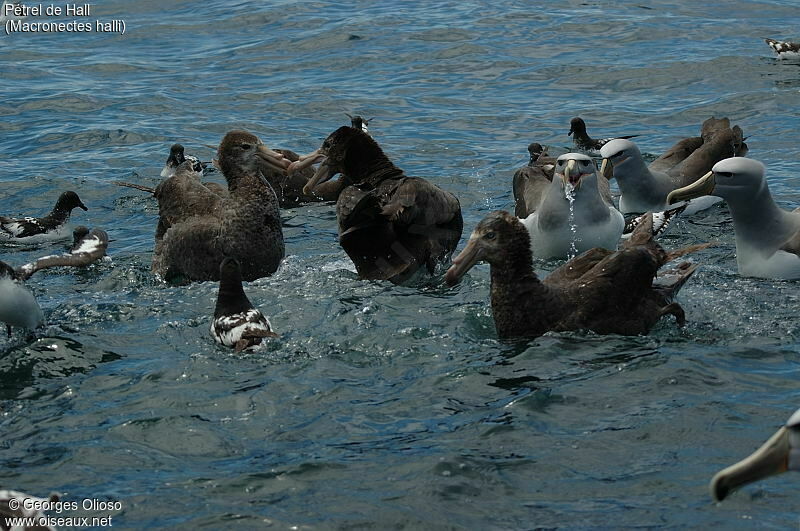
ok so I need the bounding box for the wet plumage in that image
[291,126,463,284]
[445,210,706,339]
[211,257,277,352]
[151,130,287,283]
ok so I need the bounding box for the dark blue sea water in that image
[1,0,800,528]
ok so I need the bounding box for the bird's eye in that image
[716,171,733,178]
[240,143,251,150]
[485,231,497,240]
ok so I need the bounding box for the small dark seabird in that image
[0,190,87,239]
[0,489,59,531]
[512,143,555,218]
[765,38,800,58]
[289,126,463,284]
[0,226,108,336]
[445,211,706,339]
[211,257,277,352]
[568,117,639,152]
[710,407,800,502]
[151,130,287,283]
[345,113,371,135]
[600,116,748,214]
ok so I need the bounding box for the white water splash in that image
[564,183,580,259]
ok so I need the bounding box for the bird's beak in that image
[710,425,795,502]
[600,158,614,180]
[288,149,332,195]
[79,202,88,211]
[560,159,582,190]
[444,236,485,286]
[288,149,325,175]
[667,171,716,205]
[255,145,290,173]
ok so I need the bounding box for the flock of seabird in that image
[2,39,800,524]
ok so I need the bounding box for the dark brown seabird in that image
[568,117,639,152]
[289,126,463,284]
[151,130,287,283]
[445,210,707,339]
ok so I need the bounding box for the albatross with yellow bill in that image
[521,153,624,259]
[667,157,800,280]
[710,408,800,502]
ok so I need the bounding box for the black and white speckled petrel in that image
[16,226,109,281]
[765,38,800,58]
[0,190,87,239]
[445,211,708,339]
[568,117,639,153]
[152,130,288,283]
[289,126,463,284]
[211,257,277,352]
[161,143,205,178]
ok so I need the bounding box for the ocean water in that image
[1,0,799,528]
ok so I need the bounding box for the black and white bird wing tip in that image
[622,203,688,240]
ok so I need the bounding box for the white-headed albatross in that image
[599,117,747,214]
[521,153,624,259]
[667,157,800,280]
[710,408,800,502]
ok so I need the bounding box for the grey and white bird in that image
[210,257,277,352]
[521,153,624,259]
[0,261,43,337]
[668,157,800,279]
[0,226,108,336]
[599,117,747,214]
[710,407,800,502]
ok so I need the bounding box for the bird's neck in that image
[728,182,795,252]
[488,229,557,338]
[214,274,253,317]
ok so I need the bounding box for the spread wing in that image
[16,228,109,281]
